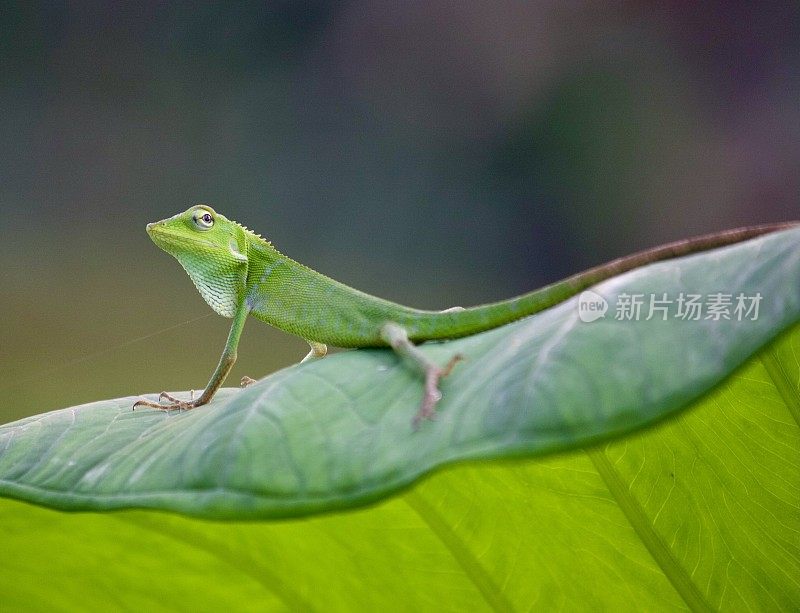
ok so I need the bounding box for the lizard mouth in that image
[146,224,217,253]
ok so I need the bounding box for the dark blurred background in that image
[1,2,798,422]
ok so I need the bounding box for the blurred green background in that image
[1,2,798,423]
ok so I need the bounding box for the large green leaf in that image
[0,324,798,610]
[1,227,799,521]
[1,227,799,610]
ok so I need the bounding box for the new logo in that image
[578,290,608,322]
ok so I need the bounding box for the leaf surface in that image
[1,327,798,609]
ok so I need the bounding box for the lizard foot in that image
[132,391,201,411]
[240,376,257,387]
[413,353,464,430]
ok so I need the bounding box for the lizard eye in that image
[193,210,214,230]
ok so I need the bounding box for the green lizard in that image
[133,205,795,425]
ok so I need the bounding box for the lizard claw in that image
[158,391,184,404]
[240,376,257,387]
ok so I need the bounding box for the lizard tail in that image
[403,221,798,341]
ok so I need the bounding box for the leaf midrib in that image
[586,448,712,613]
[404,490,515,613]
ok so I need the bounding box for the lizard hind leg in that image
[380,322,463,429]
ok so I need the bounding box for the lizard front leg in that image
[134,305,250,411]
[380,322,463,428]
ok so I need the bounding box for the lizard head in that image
[146,205,249,318]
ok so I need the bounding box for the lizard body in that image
[134,205,795,425]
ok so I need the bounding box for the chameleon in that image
[133,205,795,426]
